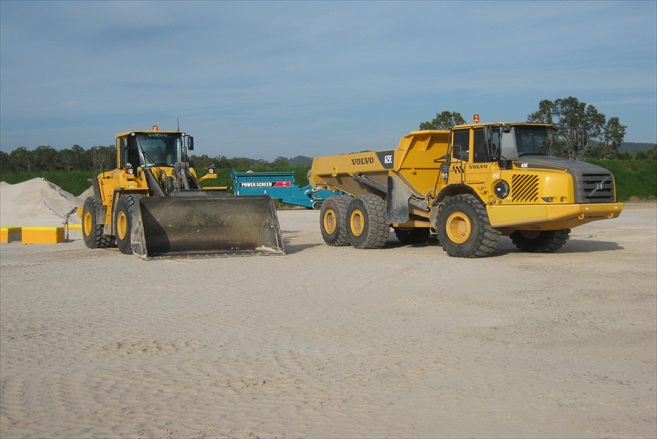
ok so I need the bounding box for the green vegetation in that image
[420,111,466,130]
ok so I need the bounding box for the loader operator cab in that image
[119,132,191,169]
[138,133,182,167]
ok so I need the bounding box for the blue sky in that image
[1,0,655,161]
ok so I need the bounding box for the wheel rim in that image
[350,210,364,237]
[323,209,337,234]
[83,211,93,236]
[117,211,128,240]
[445,212,471,244]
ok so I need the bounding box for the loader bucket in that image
[131,195,285,258]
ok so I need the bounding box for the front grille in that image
[511,174,539,202]
[576,172,615,203]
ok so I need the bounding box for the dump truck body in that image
[309,122,623,257]
[81,127,284,258]
[231,170,342,209]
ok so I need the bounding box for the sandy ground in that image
[0,197,655,438]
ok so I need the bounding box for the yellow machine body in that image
[309,122,623,257]
[81,128,284,258]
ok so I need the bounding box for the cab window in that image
[473,128,490,162]
[119,136,141,168]
[452,129,470,161]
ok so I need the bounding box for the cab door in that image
[466,127,493,182]
[449,128,470,183]
[118,135,141,169]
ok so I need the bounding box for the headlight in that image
[493,180,510,199]
[439,162,450,181]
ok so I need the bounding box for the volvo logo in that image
[588,176,610,197]
[351,157,374,165]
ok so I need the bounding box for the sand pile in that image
[0,178,83,227]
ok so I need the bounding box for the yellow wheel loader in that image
[81,127,284,258]
[309,121,623,258]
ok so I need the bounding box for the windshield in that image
[135,133,183,166]
[514,126,550,157]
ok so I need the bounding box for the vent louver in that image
[511,174,539,202]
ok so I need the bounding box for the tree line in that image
[420,97,656,160]
[1,96,655,175]
[0,143,314,175]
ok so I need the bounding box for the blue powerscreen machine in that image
[230,170,342,209]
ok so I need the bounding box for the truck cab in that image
[443,122,618,207]
[450,122,550,163]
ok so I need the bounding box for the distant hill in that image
[289,155,313,167]
[620,142,655,152]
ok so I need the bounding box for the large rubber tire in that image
[82,197,114,249]
[436,194,500,258]
[510,229,571,253]
[346,194,389,249]
[320,195,352,246]
[394,228,430,245]
[115,194,143,255]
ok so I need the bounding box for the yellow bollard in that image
[21,227,65,244]
[1,227,22,243]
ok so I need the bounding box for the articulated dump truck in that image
[81,127,284,258]
[309,122,623,258]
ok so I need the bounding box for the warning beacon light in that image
[152,125,159,131]
[473,114,480,123]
